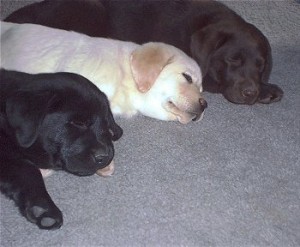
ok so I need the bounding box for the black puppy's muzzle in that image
[92,147,113,170]
[192,98,208,121]
[65,145,114,177]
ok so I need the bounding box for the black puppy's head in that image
[190,23,283,104]
[5,72,123,176]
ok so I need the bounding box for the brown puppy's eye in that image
[226,57,242,67]
[182,73,193,84]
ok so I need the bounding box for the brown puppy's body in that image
[5,0,283,104]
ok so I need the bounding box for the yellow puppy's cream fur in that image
[1,21,205,124]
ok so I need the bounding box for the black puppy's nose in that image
[93,149,109,164]
[242,88,258,98]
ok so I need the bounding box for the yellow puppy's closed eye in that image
[182,72,193,84]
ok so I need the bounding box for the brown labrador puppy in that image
[5,0,283,105]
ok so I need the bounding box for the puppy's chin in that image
[176,115,194,124]
[192,110,205,122]
[176,112,205,124]
[39,162,116,178]
[163,101,199,124]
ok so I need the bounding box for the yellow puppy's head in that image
[130,42,207,124]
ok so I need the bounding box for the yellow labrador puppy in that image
[1,21,207,124]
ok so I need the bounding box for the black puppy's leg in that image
[258,83,283,104]
[0,160,63,230]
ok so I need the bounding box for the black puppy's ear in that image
[105,108,123,141]
[190,28,231,76]
[6,91,56,148]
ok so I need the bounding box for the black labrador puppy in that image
[0,69,123,230]
[5,0,283,105]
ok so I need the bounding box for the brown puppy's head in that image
[130,42,207,124]
[190,23,283,104]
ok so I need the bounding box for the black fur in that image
[5,0,283,104]
[0,69,123,230]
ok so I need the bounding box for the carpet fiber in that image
[1,1,299,246]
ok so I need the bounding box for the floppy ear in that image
[190,28,231,76]
[130,43,174,93]
[6,91,56,148]
[105,107,123,141]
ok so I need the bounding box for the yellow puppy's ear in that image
[130,43,174,93]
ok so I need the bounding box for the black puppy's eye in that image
[182,73,193,84]
[70,120,88,129]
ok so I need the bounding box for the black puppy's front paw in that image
[24,200,63,230]
[258,83,283,104]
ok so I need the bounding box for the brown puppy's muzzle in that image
[240,86,259,104]
[224,78,260,104]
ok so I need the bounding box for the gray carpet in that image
[1,1,299,246]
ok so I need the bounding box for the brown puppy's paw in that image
[258,83,283,104]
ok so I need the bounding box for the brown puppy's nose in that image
[242,88,258,98]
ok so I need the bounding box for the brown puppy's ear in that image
[130,43,174,93]
[190,28,231,76]
[6,91,56,148]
